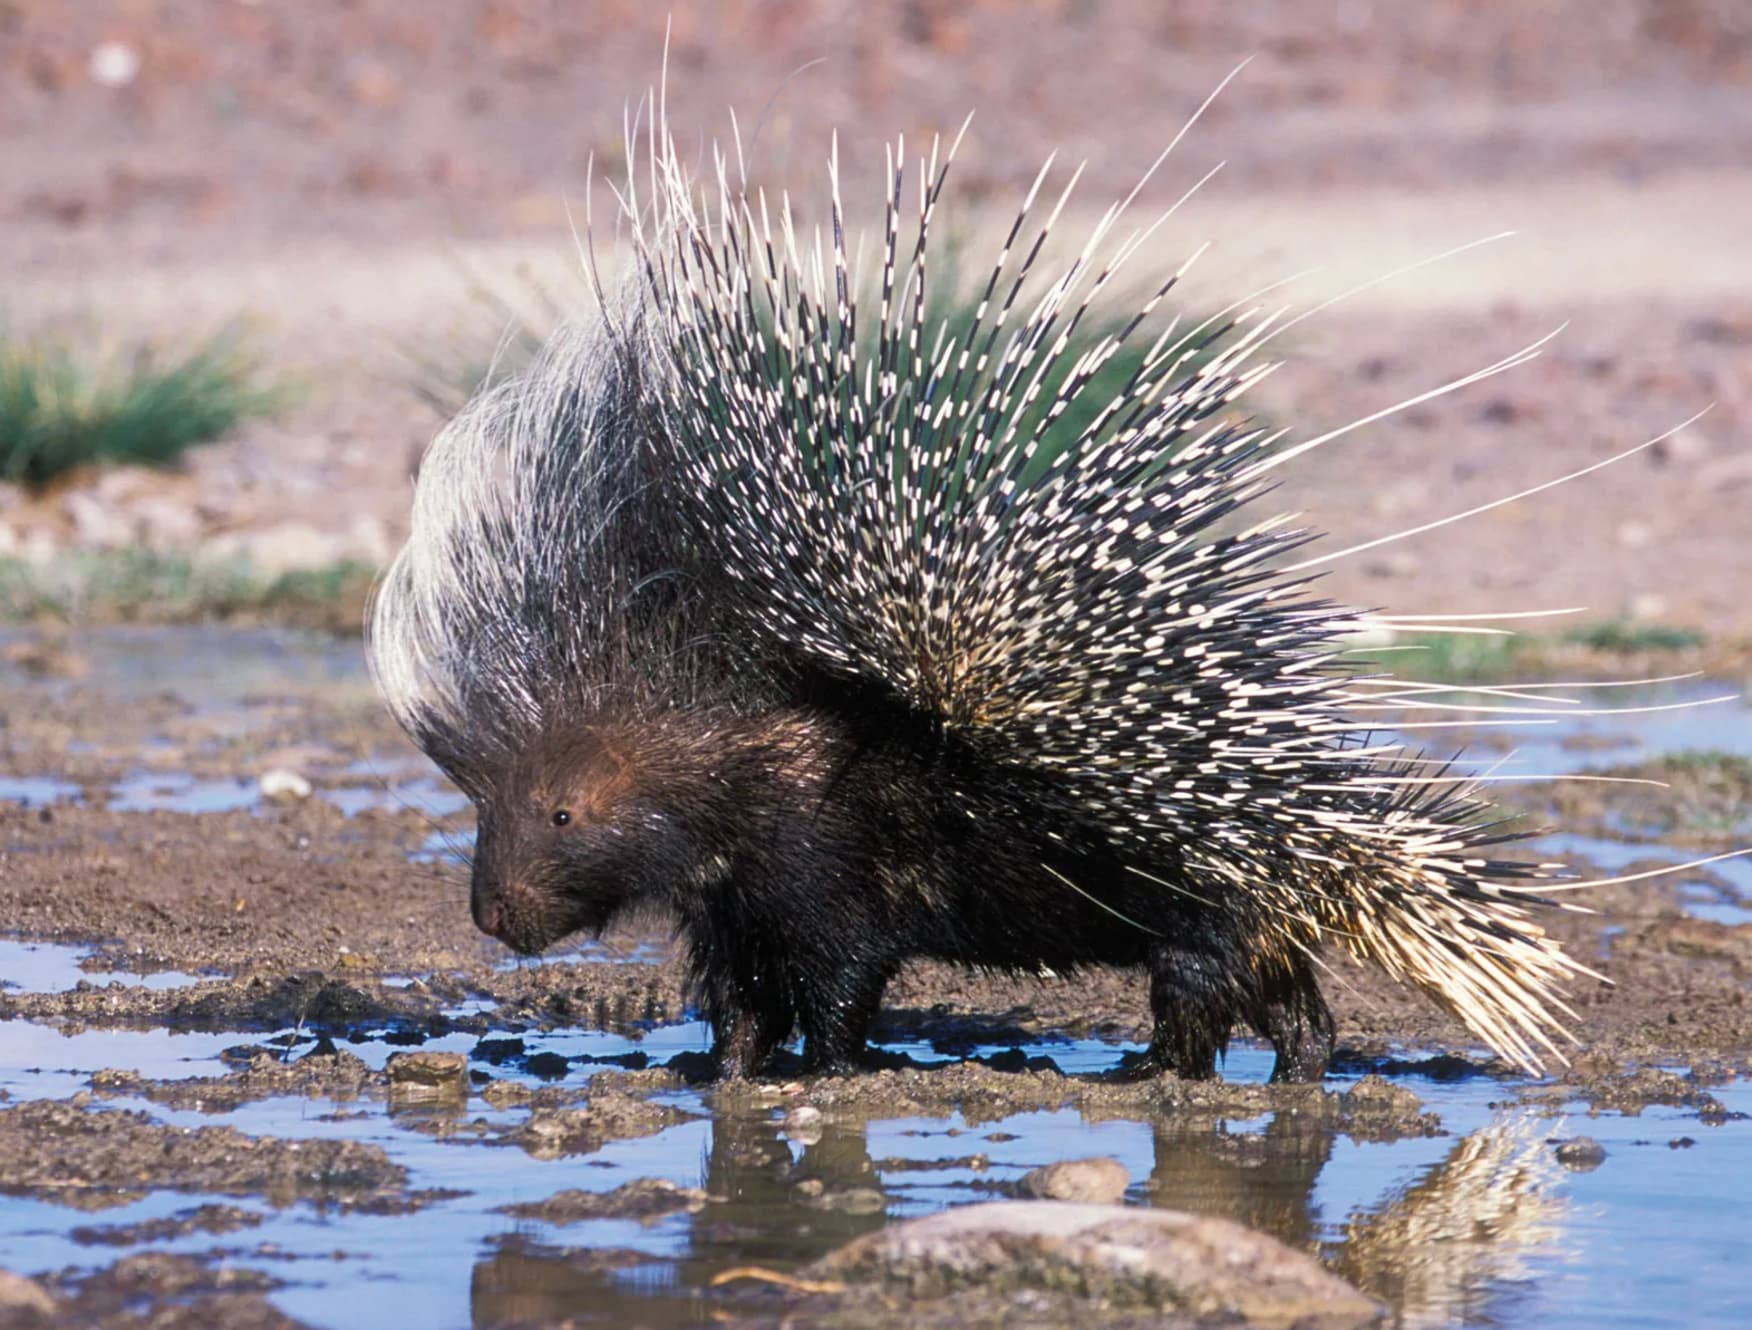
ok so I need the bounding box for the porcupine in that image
[367,102,1615,1084]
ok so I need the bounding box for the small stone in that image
[258,768,312,801]
[1555,1136,1607,1171]
[63,491,127,548]
[816,1201,1378,1324]
[205,522,345,578]
[133,497,204,548]
[497,1178,707,1225]
[0,1269,54,1313]
[346,513,393,565]
[480,1079,532,1109]
[802,1187,886,1215]
[88,40,141,87]
[1615,520,1654,550]
[783,1104,824,1143]
[1627,593,1669,622]
[386,1051,469,1104]
[1017,1156,1129,1205]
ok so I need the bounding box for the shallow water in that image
[0,947,1746,1330]
[2,628,1751,1327]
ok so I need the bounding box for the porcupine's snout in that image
[467,789,676,955]
[467,808,596,955]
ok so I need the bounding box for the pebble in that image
[258,768,312,801]
[385,1051,469,1103]
[63,491,128,548]
[782,1104,824,1144]
[0,1269,54,1314]
[1555,1136,1608,1171]
[1016,1156,1129,1205]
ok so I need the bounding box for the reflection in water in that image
[472,1107,891,1328]
[1149,1112,1334,1249]
[469,1092,1571,1330]
[1332,1113,1570,1329]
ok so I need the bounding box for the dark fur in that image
[468,684,1335,1082]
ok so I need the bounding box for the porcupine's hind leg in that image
[1247,950,1335,1084]
[795,949,897,1076]
[1129,934,1332,1083]
[1127,939,1241,1081]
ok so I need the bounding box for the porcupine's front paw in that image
[1105,1047,1221,1083]
[709,1013,787,1081]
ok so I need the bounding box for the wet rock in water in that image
[44,1252,308,1330]
[0,1100,411,1211]
[1016,1156,1129,1205]
[386,1050,468,1105]
[783,1103,825,1143]
[0,1269,55,1315]
[71,1203,266,1247]
[514,1091,697,1159]
[815,1200,1379,1327]
[497,1177,707,1225]
[1555,1136,1609,1171]
[481,1077,534,1108]
[92,1049,382,1112]
[800,1186,888,1215]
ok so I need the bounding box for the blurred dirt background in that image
[2,0,1750,641]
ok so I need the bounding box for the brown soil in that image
[1,3,1749,650]
[2,653,1748,1101]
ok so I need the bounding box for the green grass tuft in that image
[0,550,375,633]
[1362,619,1708,683]
[1561,620,1705,653]
[0,329,283,489]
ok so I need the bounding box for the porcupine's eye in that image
[551,809,572,828]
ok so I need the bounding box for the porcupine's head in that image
[366,316,745,955]
[461,722,707,953]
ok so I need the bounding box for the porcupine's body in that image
[369,115,1592,1082]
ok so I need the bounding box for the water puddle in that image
[0,938,207,996]
[3,632,1751,1327]
[0,970,1746,1330]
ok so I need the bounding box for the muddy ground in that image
[2,635,1749,1080]
[0,633,1748,1328]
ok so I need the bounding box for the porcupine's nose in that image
[472,892,505,939]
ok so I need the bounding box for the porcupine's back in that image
[624,120,1594,1072]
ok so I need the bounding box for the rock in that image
[0,1269,54,1314]
[133,496,204,548]
[88,41,141,88]
[204,522,345,577]
[385,1051,468,1104]
[497,1178,707,1225]
[345,513,393,565]
[1017,1156,1129,1205]
[800,1187,886,1215]
[63,490,128,548]
[783,1103,824,1143]
[18,529,58,565]
[1555,1137,1608,1171]
[258,768,312,801]
[815,1200,1379,1327]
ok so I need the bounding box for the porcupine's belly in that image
[911,849,1167,975]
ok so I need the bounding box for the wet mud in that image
[1,629,1750,1329]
